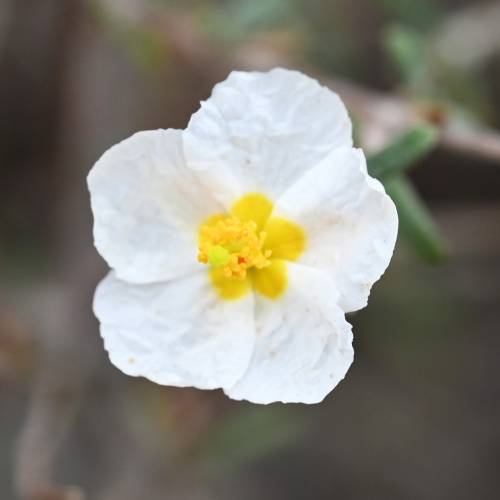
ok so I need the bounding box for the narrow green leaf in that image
[383,25,427,84]
[368,126,439,179]
[385,176,447,264]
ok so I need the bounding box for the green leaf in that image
[367,126,439,179]
[385,176,447,264]
[383,25,427,85]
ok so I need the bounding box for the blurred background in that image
[1,0,500,499]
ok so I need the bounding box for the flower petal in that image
[94,271,255,390]
[183,68,352,207]
[210,267,251,300]
[225,264,354,404]
[264,217,306,261]
[88,129,224,284]
[231,192,273,230]
[250,259,288,300]
[274,147,398,313]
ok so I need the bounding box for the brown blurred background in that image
[1,1,500,499]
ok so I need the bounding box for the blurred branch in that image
[440,127,500,164]
[324,76,500,164]
[153,9,500,165]
[10,2,102,499]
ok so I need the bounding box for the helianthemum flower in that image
[88,68,398,404]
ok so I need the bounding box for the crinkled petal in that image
[274,147,398,313]
[224,264,354,404]
[88,129,224,283]
[93,271,255,390]
[183,68,352,207]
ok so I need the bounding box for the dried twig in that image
[321,76,500,163]
[159,9,500,163]
[12,2,101,499]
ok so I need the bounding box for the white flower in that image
[88,68,398,404]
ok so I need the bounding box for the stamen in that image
[198,216,272,279]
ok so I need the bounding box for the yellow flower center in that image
[198,217,272,279]
[197,193,306,301]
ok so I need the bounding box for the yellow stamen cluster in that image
[198,216,272,279]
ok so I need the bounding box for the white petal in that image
[93,271,255,390]
[183,68,352,207]
[274,147,398,313]
[88,129,224,283]
[225,264,354,404]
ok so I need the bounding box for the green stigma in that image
[208,245,230,267]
